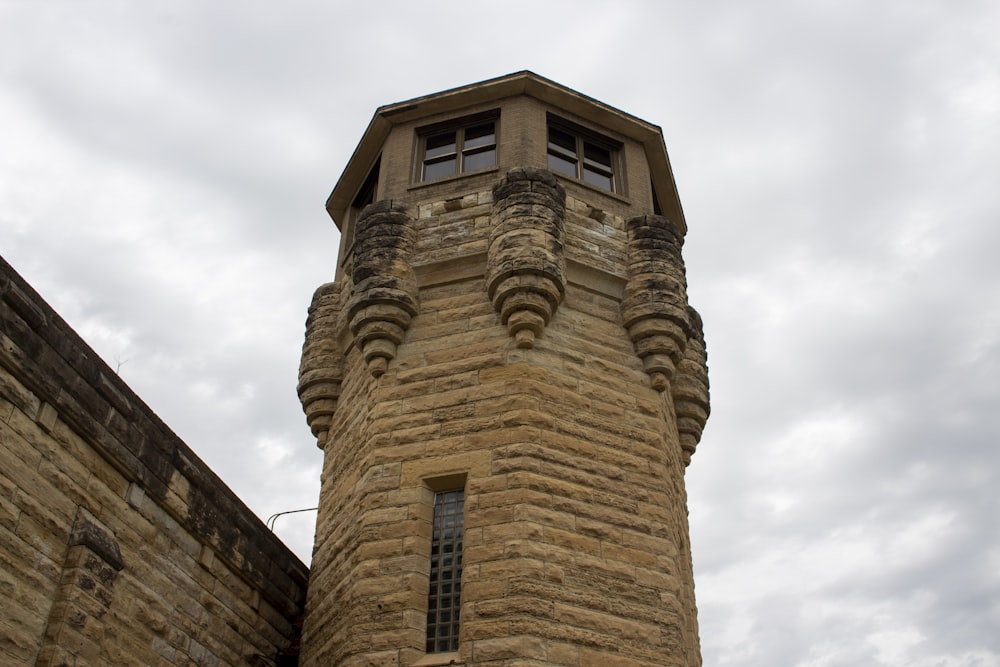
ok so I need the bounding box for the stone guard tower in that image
[298,72,710,667]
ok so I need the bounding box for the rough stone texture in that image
[487,168,567,349]
[300,164,709,665]
[35,509,123,667]
[349,200,420,378]
[622,215,692,392]
[0,256,308,666]
[299,280,347,449]
[671,308,711,466]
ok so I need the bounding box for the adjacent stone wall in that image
[0,256,308,666]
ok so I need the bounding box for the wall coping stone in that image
[0,255,308,618]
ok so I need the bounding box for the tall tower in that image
[298,72,710,667]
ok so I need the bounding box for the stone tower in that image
[298,72,710,667]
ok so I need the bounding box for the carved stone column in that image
[486,168,566,348]
[298,281,345,449]
[672,306,711,465]
[622,214,691,391]
[348,200,419,377]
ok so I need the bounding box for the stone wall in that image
[299,168,710,666]
[0,256,308,666]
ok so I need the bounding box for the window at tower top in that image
[418,112,498,182]
[547,116,620,193]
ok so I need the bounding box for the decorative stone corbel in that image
[622,215,691,391]
[486,168,567,348]
[672,306,711,465]
[298,281,345,449]
[348,200,419,377]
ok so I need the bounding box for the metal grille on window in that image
[426,489,464,653]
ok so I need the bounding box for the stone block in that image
[472,635,546,662]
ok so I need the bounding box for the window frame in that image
[546,115,622,193]
[417,111,499,183]
[338,155,381,270]
[425,487,465,654]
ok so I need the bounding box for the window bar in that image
[426,489,464,653]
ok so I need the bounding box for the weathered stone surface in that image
[67,508,123,572]
[486,168,567,349]
[299,280,347,449]
[671,307,711,466]
[302,161,708,665]
[348,200,420,377]
[297,73,712,667]
[622,215,693,391]
[0,256,308,666]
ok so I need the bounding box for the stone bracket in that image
[671,306,711,465]
[299,280,346,449]
[348,200,419,377]
[486,167,567,348]
[622,214,692,391]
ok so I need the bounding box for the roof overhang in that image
[326,71,687,234]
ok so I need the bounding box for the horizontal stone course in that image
[0,256,307,665]
[303,93,707,664]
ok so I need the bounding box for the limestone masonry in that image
[0,255,307,665]
[298,72,710,666]
[0,71,709,667]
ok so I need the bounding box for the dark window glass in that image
[548,126,576,153]
[583,168,613,190]
[463,148,496,172]
[351,156,380,211]
[583,141,612,168]
[546,122,618,192]
[426,489,464,653]
[424,157,456,180]
[421,118,496,181]
[425,131,457,159]
[547,152,577,177]
[463,123,495,149]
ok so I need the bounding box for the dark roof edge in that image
[325,71,686,234]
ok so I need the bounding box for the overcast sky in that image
[2,1,998,665]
